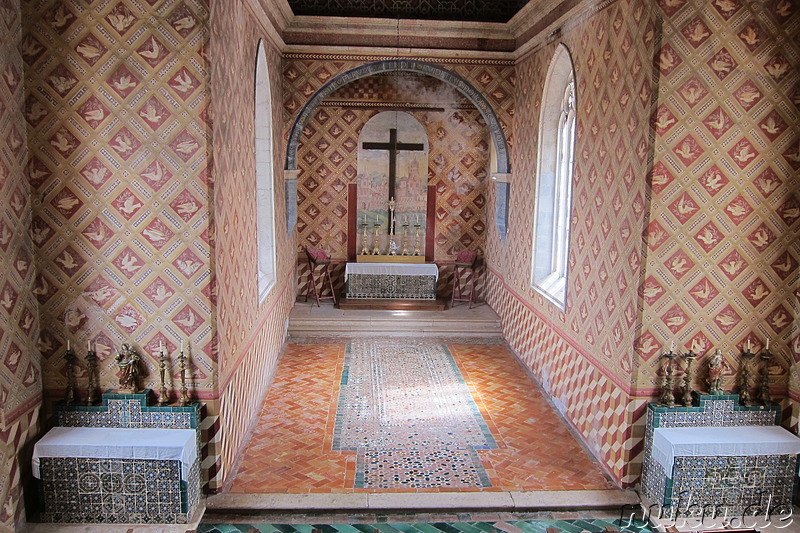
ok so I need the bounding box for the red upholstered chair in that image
[451,249,478,308]
[304,247,336,306]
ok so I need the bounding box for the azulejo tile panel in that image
[641,394,794,518]
[54,390,201,430]
[38,456,200,524]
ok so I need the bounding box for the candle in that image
[160,341,164,353]
[67,340,71,351]
[87,340,91,351]
[376,214,379,225]
[670,340,674,353]
[765,338,770,350]
[416,213,419,224]
[747,339,751,351]
[180,339,184,352]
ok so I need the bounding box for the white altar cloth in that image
[32,427,197,481]
[652,426,800,473]
[344,262,439,281]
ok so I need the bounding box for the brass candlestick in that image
[401,222,409,255]
[85,343,98,405]
[681,350,696,407]
[372,223,381,255]
[413,223,422,256]
[178,348,189,406]
[64,344,76,405]
[360,223,369,255]
[739,348,755,407]
[158,346,169,406]
[660,349,677,408]
[759,348,773,405]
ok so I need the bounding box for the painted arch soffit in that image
[285,59,510,174]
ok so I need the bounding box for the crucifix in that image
[362,128,424,233]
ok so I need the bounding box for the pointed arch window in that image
[255,39,276,301]
[531,44,576,310]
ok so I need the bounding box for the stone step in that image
[288,301,503,339]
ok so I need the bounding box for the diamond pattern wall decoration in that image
[0,0,41,528]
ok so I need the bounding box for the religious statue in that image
[115,343,141,393]
[707,349,726,395]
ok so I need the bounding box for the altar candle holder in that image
[158,346,169,406]
[739,347,755,407]
[85,344,99,405]
[360,223,370,255]
[178,348,189,406]
[372,224,381,255]
[660,349,677,408]
[413,224,422,256]
[759,347,773,405]
[681,350,696,407]
[64,344,76,405]
[401,222,409,256]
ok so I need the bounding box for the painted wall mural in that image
[0,0,41,528]
[642,0,800,421]
[485,0,657,486]
[357,111,429,253]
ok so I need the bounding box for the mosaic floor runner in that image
[198,520,654,533]
[335,340,497,489]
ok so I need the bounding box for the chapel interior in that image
[0,0,799,531]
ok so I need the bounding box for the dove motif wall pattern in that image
[483,0,799,487]
[484,0,657,487]
[641,0,800,424]
[208,1,295,492]
[0,0,42,528]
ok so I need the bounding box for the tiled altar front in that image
[641,393,799,519]
[35,390,202,524]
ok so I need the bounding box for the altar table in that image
[641,395,800,519]
[345,262,438,299]
[651,426,800,475]
[33,426,200,523]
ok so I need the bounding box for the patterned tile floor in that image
[229,341,613,493]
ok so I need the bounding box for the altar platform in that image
[287,300,502,340]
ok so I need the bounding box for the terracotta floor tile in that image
[227,341,612,493]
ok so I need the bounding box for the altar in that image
[345,261,438,299]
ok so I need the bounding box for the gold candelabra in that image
[372,223,381,255]
[178,347,189,406]
[413,224,422,256]
[660,349,676,408]
[85,342,98,405]
[760,347,773,405]
[681,350,696,407]
[360,223,369,255]
[739,347,755,407]
[158,345,169,406]
[64,343,76,405]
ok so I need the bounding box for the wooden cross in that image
[362,128,424,210]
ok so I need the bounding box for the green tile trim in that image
[198,521,654,533]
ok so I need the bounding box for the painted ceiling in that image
[285,0,530,23]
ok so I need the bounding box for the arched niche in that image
[284,59,510,175]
